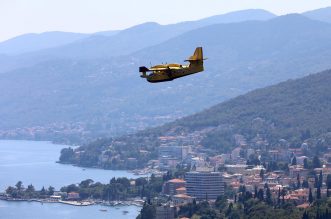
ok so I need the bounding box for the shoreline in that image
[0,197,143,207]
[57,161,160,177]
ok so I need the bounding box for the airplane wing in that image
[149,67,168,71]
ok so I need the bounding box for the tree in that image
[315,174,319,188]
[309,188,313,204]
[302,179,309,188]
[141,184,145,198]
[6,186,15,196]
[215,196,228,210]
[48,186,55,195]
[327,174,331,189]
[15,181,23,192]
[135,178,147,187]
[140,203,156,219]
[26,184,35,192]
[318,171,323,188]
[313,156,321,168]
[264,183,269,189]
[59,147,75,163]
[266,187,272,205]
[257,189,264,201]
[116,177,131,188]
[316,186,321,199]
[254,186,258,199]
[26,184,36,198]
[226,203,233,216]
[277,187,281,205]
[40,186,46,196]
[192,199,197,212]
[80,179,94,188]
[302,211,309,219]
[260,169,265,181]
[301,129,311,140]
[150,174,156,183]
[304,158,309,169]
[297,173,301,189]
[245,191,253,201]
[281,188,286,204]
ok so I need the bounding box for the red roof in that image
[168,179,186,183]
[176,187,186,191]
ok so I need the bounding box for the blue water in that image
[0,200,140,219]
[0,140,138,190]
[0,140,142,219]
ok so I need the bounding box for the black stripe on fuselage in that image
[147,72,198,83]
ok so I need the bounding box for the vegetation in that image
[3,15,331,144]
[174,188,331,219]
[174,69,331,152]
[63,69,331,169]
[136,201,156,219]
[4,175,164,201]
[60,174,164,200]
[5,181,54,199]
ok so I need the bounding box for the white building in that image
[185,171,224,200]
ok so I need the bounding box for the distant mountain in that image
[93,30,121,36]
[64,69,331,168]
[133,14,331,90]
[37,9,276,59]
[5,6,329,60]
[195,9,276,25]
[303,7,331,23]
[0,30,122,56]
[0,31,89,55]
[0,9,276,73]
[1,14,331,144]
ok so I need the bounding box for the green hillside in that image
[3,14,331,144]
[62,69,331,169]
[173,69,331,150]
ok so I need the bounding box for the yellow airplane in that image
[139,47,205,83]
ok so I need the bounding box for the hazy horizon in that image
[1,0,331,42]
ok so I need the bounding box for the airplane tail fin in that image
[186,47,204,62]
[185,47,205,72]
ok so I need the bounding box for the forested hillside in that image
[2,14,331,144]
[62,69,331,168]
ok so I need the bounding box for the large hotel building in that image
[185,171,224,200]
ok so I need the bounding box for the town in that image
[133,131,331,218]
[51,126,331,218]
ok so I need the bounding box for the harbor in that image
[0,199,141,219]
[0,140,142,219]
[0,193,144,207]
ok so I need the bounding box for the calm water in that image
[0,140,142,219]
[0,140,139,190]
[0,200,140,219]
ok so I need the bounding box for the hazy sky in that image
[1,0,331,42]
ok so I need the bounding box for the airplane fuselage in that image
[139,47,205,83]
[143,62,204,83]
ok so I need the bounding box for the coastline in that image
[0,197,143,207]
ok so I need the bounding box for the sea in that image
[0,140,141,219]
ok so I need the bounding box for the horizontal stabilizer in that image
[139,66,150,72]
